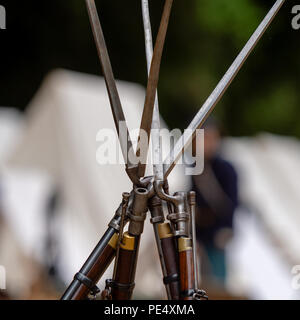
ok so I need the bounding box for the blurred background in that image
[0,0,299,299]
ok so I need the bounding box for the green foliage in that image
[188,0,299,138]
[1,0,298,138]
[196,0,264,46]
[243,83,299,135]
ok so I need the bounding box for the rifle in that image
[61,0,285,300]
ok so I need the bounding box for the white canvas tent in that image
[223,135,300,299]
[0,108,40,297]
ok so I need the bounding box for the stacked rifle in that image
[61,0,285,300]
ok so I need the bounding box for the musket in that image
[105,0,174,300]
[61,201,126,300]
[141,0,180,300]
[108,187,149,300]
[154,0,285,300]
[61,0,285,300]
[153,185,196,299]
[61,0,173,300]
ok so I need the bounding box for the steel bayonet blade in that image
[141,0,164,181]
[163,0,285,179]
[137,0,173,179]
[85,0,137,173]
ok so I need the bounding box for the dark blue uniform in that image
[192,156,238,283]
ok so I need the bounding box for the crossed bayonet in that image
[61,0,286,300]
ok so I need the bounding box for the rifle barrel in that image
[61,226,117,300]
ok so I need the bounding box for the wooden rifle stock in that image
[158,223,180,300]
[61,202,126,300]
[109,232,140,300]
[149,195,180,300]
[108,187,148,300]
[68,234,118,300]
[178,237,195,300]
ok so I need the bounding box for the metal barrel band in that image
[167,212,189,222]
[150,216,164,224]
[180,289,208,300]
[163,273,179,285]
[108,219,120,231]
[106,279,135,292]
[193,289,209,300]
[108,205,123,231]
[174,230,188,237]
[74,272,100,295]
[128,211,147,222]
[180,289,197,299]
[148,195,163,208]
[167,211,190,235]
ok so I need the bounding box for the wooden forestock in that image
[110,232,140,300]
[178,237,195,300]
[70,233,118,300]
[158,223,180,300]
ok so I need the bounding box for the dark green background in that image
[0,0,299,136]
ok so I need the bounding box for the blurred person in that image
[191,118,238,288]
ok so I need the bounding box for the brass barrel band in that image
[108,233,119,249]
[120,232,135,251]
[178,237,192,252]
[158,223,173,239]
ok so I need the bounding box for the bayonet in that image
[137,0,174,179]
[141,0,179,300]
[86,0,173,185]
[62,0,285,301]
[141,0,164,182]
[85,0,138,177]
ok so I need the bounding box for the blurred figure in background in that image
[192,118,238,290]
